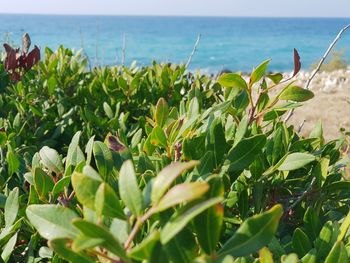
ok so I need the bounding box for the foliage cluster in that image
[0,47,350,262]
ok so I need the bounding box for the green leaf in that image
[279,85,314,102]
[292,228,312,257]
[278,153,315,171]
[1,233,17,262]
[218,73,248,90]
[39,146,64,174]
[281,254,299,263]
[337,211,350,241]
[259,247,274,263]
[315,221,333,260]
[72,171,101,210]
[49,238,94,263]
[4,187,19,227]
[93,141,113,179]
[118,160,143,216]
[6,144,20,176]
[52,176,71,199]
[250,59,270,86]
[160,197,223,244]
[65,131,85,170]
[95,183,125,219]
[72,219,129,261]
[129,231,160,260]
[188,97,200,119]
[85,136,95,165]
[72,235,104,251]
[325,241,348,263]
[33,168,54,198]
[301,249,317,263]
[233,115,249,146]
[26,205,79,239]
[227,134,266,171]
[218,204,283,257]
[103,102,114,118]
[151,161,199,204]
[150,126,168,149]
[155,182,209,212]
[303,207,321,241]
[194,177,224,254]
[206,117,228,167]
[155,98,169,127]
[0,218,22,242]
[266,73,283,84]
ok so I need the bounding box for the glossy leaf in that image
[292,228,312,257]
[155,182,209,212]
[26,205,79,239]
[49,238,94,263]
[95,183,125,219]
[278,153,315,171]
[72,171,101,210]
[324,241,348,263]
[93,141,113,179]
[227,134,266,171]
[160,197,223,244]
[194,177,224,254]
[4,187,19,227]
[33,168,54,197]
[218,73,248,90]
[72,219,128,261]
[151,160,199,204]
[279,85,314,102]
[39,146,63,174]
[155,98,169,127]
[118,160,143,216]
[218,204,283,257]
[250,59,270,86]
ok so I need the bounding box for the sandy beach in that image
[287,68,350,140]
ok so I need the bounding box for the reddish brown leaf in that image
[293,48,301,77]
[4,46,17,71]
[24,46,40,70]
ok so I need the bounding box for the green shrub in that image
[0,47,350,262]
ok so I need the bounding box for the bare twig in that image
[286,177,316,213]
[124,208,155,250]
[186,34,201,68]
[305,24,350,90]
[284,24,350,122]
[121,33,126,66]
[297,119,306,133]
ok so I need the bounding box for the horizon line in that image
[0,12,350,19]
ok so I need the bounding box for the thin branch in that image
[121,33,126,66]
[124,208,155,250]
[284,24,350,122]
[186,34,201,69]
[297,119,306,133]
[286,177,316,213]
[305,24,350,90]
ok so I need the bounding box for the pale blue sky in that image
[1,0,350,17]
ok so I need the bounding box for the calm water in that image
[0,14,350,72]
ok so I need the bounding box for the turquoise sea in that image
[0,14,349,72]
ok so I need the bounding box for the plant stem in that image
[124,208,155,250]
[186,34,201,68]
